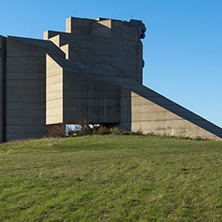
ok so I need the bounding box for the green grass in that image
[1,135,222,221]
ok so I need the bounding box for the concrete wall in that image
[0,36,6,142]
[63,70,121,124]
[0,36,3,142]
[131,92,221,140]
[6,37,47,140]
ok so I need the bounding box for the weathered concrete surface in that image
[6,37,47,141]
[131,92,221,140]
[63,70,121,124]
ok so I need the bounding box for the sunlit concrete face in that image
[0,17,221,142]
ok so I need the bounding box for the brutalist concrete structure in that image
[0,17,221,142]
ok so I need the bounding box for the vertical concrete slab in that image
[46,54,63,125]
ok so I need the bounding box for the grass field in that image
[0,135,222,221]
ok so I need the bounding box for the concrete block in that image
[66,17,94,35]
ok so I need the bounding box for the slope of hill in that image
[0,135,222,221]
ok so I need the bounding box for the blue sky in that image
[1,0,222,127]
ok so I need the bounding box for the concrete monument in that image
[0,17,221,142]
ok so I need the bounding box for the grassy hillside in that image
[0,135,222,221]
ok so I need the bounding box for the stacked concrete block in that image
[45,17,144,83]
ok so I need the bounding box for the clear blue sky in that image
[1,0,221,127]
